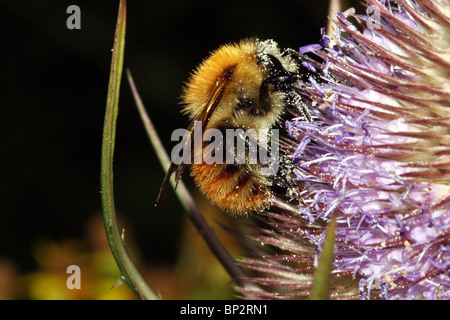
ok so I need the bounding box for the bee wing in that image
[199,67,234,131]
[155,68,234,205]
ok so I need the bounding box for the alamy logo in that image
[66,265,81,289]
[170,121,280,175]
[66,5,81,30]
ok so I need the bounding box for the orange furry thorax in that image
[182,39,263,123]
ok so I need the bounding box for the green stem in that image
[310,217,337,300]
[100,0,158,300]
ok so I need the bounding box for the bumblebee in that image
[158,38,311,215]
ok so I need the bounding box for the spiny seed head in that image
[239,0,450,300]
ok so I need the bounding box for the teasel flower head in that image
[239,0,450,299]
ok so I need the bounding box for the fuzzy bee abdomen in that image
[191,162,273,215]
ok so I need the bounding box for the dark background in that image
[0,0,362,298]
